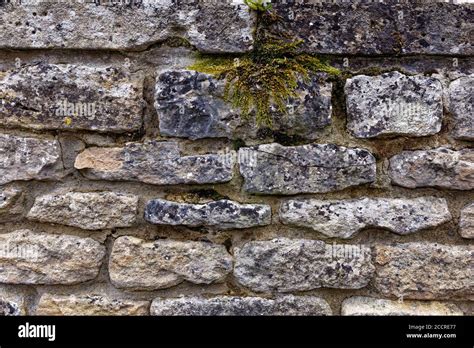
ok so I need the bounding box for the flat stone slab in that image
[0,229,105,285]
[27,192,139,230]
[345,72,443,138]
[0,2,255,53]
[150,295,332,316]
[374,243,473,299]
[0,134,64,185]
[280,197,451,239]
[0,63,144,133]
[449,75,474,140]
[144,199,271,230]
[234,238,374,293]
[109,236,233,291]
[460,203,474,239]
[389,147,474,190]
[341,296,463,316]
[74,141,235,185]
[238,143,376,195]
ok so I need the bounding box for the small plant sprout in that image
[244,0,272,12]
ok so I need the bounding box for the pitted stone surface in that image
[0,287,27,316]
[389,148,474,190]
[109,236,233,291]
[145,199,271,229]
[238,143,376,195]
[280,197,452,239]
[234,238,374,293]
[74,141,235,185]
[0,63,144,133]
[0,230,105,285]
[150,295,332,316]
[27,192,139,230]
[0,134,64,185]
[460,203,474,239]
[449,76,474,140]
[345,72,443,138]
[0,186,22,212]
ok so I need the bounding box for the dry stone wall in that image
[0,0,472,316]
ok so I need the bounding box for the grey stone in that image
[341,296,463,316]
[280,197,452,239]
[460,203,474,239]
[150,295,332,316]
[374,243,473,299]
[0,134,64,185]
[0,2,255,53]
[449,76,474,140]
[27,192,139,230]
[346,72,443,138]
[74,141,235,185]
[36,294,149,316]
[144,199,271,230]
[109,236,233,291]
[0,186,22,211]
[0,63,144,133]
[389,147,474,190]
[0,287,27,316]
[234,238,374,293]
[155,69,332,140]
[238,143,376,195]
[267,2,473,55]
[0,229,105,285]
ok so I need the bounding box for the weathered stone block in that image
[0,230,105,285]
[280,197,451,239]
[0,2,255,52]
[0,63,144,133]
[374,243,473,299]
[150,295,332,316]
[36,294,149,316]
[389,148,474,190]
[145,199,271,230]
[0,287,27,316]
[341,296,463,316]
[449,76,474,140]
[239,143,376,195]
[460,203,474,239]
[0,186,22,212]
[234,238,374,293]
[75,141,235,185]
[346,72,443,138]
[109,236,233,291]
[0,134,64,185]
[27,192,138,230]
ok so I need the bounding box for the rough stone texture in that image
[0,186,22,212]
[341,297,463,316]
[27,192,138,230]
[155,69,332,140]
[36,294,149,316]
[280,197,452,239]
[0,229,105,285]
[0,287,27,316]
[234,238,374,293]
[267,2,473,55]
[145,199,271,230]
[239,143,376,195]
[0,134,64,185]
[0,63,144,133]
[389,148,474,190]
[459,203,474,239]
[0,2,255,53]
[109,236,233,291]
[374,243,473,299]
[449,76,474,140]
[345,72,443,138]
[150,295,332,316]
[75,141,234,185]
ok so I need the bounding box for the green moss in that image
[244,0,272,11]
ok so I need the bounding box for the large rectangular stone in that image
[234,238,374,293]
[0,2,255,52]
[239,143,376,195]
[0,134,64,185]
[374,243,473,299]
[109,236,233,291]
[0,63,144,133]
[74,141,235,185]
[460,203,474,239]
[449,75,474,140]
[0,230,105,285]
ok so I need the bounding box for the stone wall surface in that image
[0,0,472,316]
